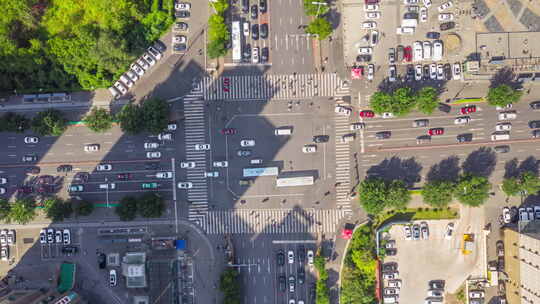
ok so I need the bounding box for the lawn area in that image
[375,207,459,227]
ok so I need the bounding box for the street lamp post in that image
[105,177,110,208]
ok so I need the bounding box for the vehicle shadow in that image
[425,156,461,182]
[462,147,496,178]
[366,156,422,187]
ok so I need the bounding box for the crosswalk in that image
[201,209,346,234]
[202,73,343,101]
[182,86,209,224]
[334,83,353,216]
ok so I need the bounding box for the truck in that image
[461,234,474,255]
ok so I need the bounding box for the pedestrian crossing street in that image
[182,86,209,224]
[199,209,347,234]
[201,73,343,101]
[334,82,353,216]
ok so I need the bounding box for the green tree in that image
[117,104,144,134]
[416,86,438,114]
[370,88,416,116]
[305,17,333,40]
[303,0,330,16]
[84,107,114,133]
[369,92,393,115]
[141,98,169,134]
[137,192,165,218]
[219,268,241,304]
[502,177,521,197]
[455,174,491,207]
[207,13,230,59]
[502,171,540,197]
[115,196,138,221]
[73,200,94,216]
[0,199,11,222]
[358,178,388,215]
[210,0,230,14]
[43,197,73,222]
[9,198,36,224]
[385,180,410,209]
[486,84,522,107]
[0,112,30,133]
[422,180,455,207]
[31,109,67,136]
[207,39,228,59]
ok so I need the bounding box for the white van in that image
[383,296,398,303]
[250,159,263,165]
[491,131,510,141]
[275,128,292,135]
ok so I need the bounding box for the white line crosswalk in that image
[334,83,353,216]
[202,209,347,234]
[182,86,209,224]
[202,73,343,101]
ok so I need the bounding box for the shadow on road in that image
[366,156,422,187]
[504,156,539,178]
[426,156,461,182]
[462,147,496,177]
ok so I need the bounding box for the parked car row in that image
[0,229,16,261]
[425,280,446,304]
[403,222,430,240]
[382,261,401,303]
[39,228,71,245]
[173,0,191,53]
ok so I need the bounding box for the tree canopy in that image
[43,197,73,222]
[0,112,30,133]
[207,0,230,59]
[416,87,439,114]
[73,200,95,216]
[9,198,36,224]
[486,84,522,107]
[305,18,333,40]
[421,180,455,208]
[117,99,169,134]
[116,196,138,221]
[31,109,67,136]
[502,171,540,197]
[358,178,411,215]
[454,174,491,207]
[219,268,241,304]
[84,107,114,133]
[137,192,165,218]
[370,86,440,116]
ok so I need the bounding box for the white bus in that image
[243,167,279,177]
[231,21,242,63]
[276,176,314,187]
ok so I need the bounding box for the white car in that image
[252,47,259,64]
[167,123,177,131]
[422,41,432,60]
[240,139,255,147]
[146,151,161,159]
[302,145,317,153]
[55,230,62,243]
[0,230,6,246]
[365,11,381,19]
[429,63,437,79]
[175,2,191,10]
[496,104,513,110]
[423,0,432,7]
[437,64,444,80]
[362,21,377,29]
[350,123,365,130]
[39,229,47,244]
[335,106,351,116]
[438,13,454,21]
[110,269,117,287]
[144,142,159,149]
[180,161,196,168]
[142,53,156,66]
[498,111,517,120]
[388,65,397,82]
[364,4,379,11]
[126,70,139,82]
[287,250,294,264]
[243,22,250,36]
[382,112,394,118]
[158,133,173,141]
[172,35,187,44]
[415,64,423,80]
[194,144,210,150]
[469,291,485,299]
[307,250,314,265]
[454,116,470,124]
[213,161,228,167]
[136,58,150,70]
[367,64,374,80]
[496,123,512,131]
[84,144,100,152]
[452,62,461,80]
[147,46,162,60]
[502,207,511,224]
[178,182,193,189]
[205,171,219,178]
[428,290,443,297]
[119,75,134,88]
[130,63,145,76]
[358,47,373,55]
[0,178,6,185]
[63,229,71,245]
[432,41,443,61]
[114,81,127,95]
[403,0,418,3]
[413,41,423,61]
[24,137,39,144]
[156,172,173,179]
[388,280,402,288]
[6,230,15,245]
[404,225,412,240]
[383,273,398,280]
[420,7,428,22]
[0,188,5,195]
[96,164,112,171]
[438,1,453,11]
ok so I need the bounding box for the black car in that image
[406,65,415,81]
[375,131,391,139]
[174,43,187,53]
[494,145,510,153]
[175,10,190,18]
[243,44,251,59]
[242,0,249,12]
[73,172,89,182]
[297,267,305,284]
[429,280,445,290]
[310,283,316,301]
[530,101,540,110]
[440,21,455,31]
[457,133,473,143]
[443,63,452,80]
[313,135,330,143]
[251,4,258,19]
[261,47,269,62]
[529,120,540,129]
[259,0,267,12]
[251,24,259,40]
[356,54,371,62]
[144,162,160,170]
[382,262,398,272]
[62,245,78,255]
[298,246,306,263]
[237,149,252,157]
[277,250,285,266]
[57,164,73,172]
[533,129,540,138]
[154,40,167,53]
[98,253,106,269]
[386,248,397,256]
[423,65,430,80]
[278,275,286,292]
[426,31,440,39]
[260,23,268,39]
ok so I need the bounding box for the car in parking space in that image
[108,269,117,287]
[371,30,379,46]
[502,207,512,224]
[365,11,381,19]
[147,46,163,61]
[240,139,255,147]
[68,185,83,192]
[114,81,127,95]
[141,182,159,190]
[6,230,15,245]
[403,0,419,4]
[175,10,190,18]
[356,54,372,63]
[445,222,454,239]
[533,129,540,138]
[287,250,294,264]
[499,111,517,120]
[302,145,317,153]
[433,41,443,61]
[460,105,476,114]
[261,47,269,62]
[167,123,177,131]
[46,228,54,244]
[0,178,5,185]
[237,149,252,157]
[125,69,139,82]
[116,173,132,180]
[175,2,191,10]
[142,53,156,67]
[251,4,258,19]
[423,65,430,80]
[130,63,145,76]
[276,250,285,266]
[529,120,540,128]
[367,64,375,80]
[428,128,444,136]
[436,64,444,80]
[412,224,420,240]
[387,65,396,82]
[158,133,173,141]
[420,6,427,22]
[438,0,453,11]
[527,207,534,220]
[403,225,412,240]
[441,63,452,80]
[174,22,189,32]
[251,24,259,40]
[495,103,513,110]
[173,43,187,53]
[376,131,391,139]
[454,116,470,124]
[260,23,268,39]
[62,229,71,245]
[205,171,219,178]
[259,0,267,12]
[383,272,399,280]
[297,267,305,284]
[252,47,259,64]
[429,63,437,79]
[384,288,399,296]
[194,144,210,150]
[146,152,161,159]
[335,105,352,116]
[84,144,100,152]
[24,136,39,144]
[452,62,462,80]
[388,48,395,63]
[429,280,445,290]
[21,154,37,162]
[0,230,6,246]
[496,123,512,131]
[403,46,412,62]
[278,275,286,292]
[213,161,228,167]
[177,182,193,189]
[438,13,454,21]
[96,164,112,171]
[534,206,540,219]
[359,110,375,118]
[388,280,402,288]
[362,21,377,29]
[416,135,431,144]
[172,35,187,45]
[136,58,150,70]
[440,21,455,31]
[288,275,296,292]
[413,41,423,61]
[422,41,432,59]
[414,64,423,80]
[428,289,443,297]
[382,262,398,272]
[530,101,540,110]
[38,229,46,244]
[381,112,394,119]
[364,3,379,10]
[0,247,8,261]
[307,250,314,265]
[420,221,429,239]
[406,64,415,81]
[358,47,373,55]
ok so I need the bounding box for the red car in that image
[403,46,412,62]
[117,173,132,180]
[223,77,230,92]
[359,110,375,118]
[17,186,33,194]
[428,128,444,136]
[220,128,237,135]
[460,105,476,114]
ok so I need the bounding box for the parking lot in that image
[382,219,483,303]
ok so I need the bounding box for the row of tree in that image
[0,109,67,136]
[370,87,439,116]
[0,198,94,225]
[486,84,523,108]
[314,255,330,304]
[207,0,230,59]
[303,0,333,40]
[219,268,241,304]
[115,193,166,221]
[502,171,540,198]
[421,174,492,208]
